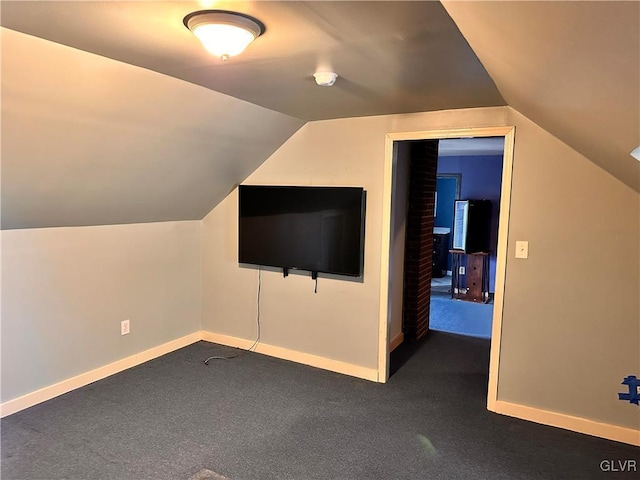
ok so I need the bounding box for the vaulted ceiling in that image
[442,0,640,194]
[1,1,638,229]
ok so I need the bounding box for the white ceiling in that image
[442,0,640,192]
[439,137,505,157]
[1,28,303,229]
[1,1,638,229]
[0,1,504,121]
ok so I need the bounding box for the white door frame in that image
[378,126,515,411]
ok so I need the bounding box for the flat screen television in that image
[238,185,366,277]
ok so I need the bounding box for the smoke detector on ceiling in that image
[314,72,338,87]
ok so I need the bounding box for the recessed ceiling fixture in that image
[314,72,338,87]
[183,10,265,60]
[631,146,640,161]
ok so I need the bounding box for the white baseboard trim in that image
[0,331,202,418]
[202,331,379,382]
[389,332,404,352]
[4,330,636,446]
[492,399,640,446]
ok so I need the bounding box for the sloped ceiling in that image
[1,28,304,229]
[0,1,504,121]
[1,1,638,230]
[443,0,640,192]
[0,0,506,229]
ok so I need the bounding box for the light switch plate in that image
[515,241,529,259]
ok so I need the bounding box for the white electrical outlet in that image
[459,266,466,275]
[121,319,130,336]
[515,241,529,259]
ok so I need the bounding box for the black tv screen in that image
[238,185,365,277]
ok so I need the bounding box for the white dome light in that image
[184,10,264,60]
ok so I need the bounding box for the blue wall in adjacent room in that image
[437,155,503,291]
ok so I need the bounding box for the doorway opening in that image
[379,126,515,411]
[430,139,505,339]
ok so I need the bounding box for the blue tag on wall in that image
[618,375,640,405]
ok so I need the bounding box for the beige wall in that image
[1,221,202,402]
[202,106,509,370]
[202,105,639,431]
[1,102,636,432]
[388,142,411,344]
[499,109,640,430]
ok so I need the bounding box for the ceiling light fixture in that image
[183,10,265,60]
[631,146,640,161]
[314,72,338,87]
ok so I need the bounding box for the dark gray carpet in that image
[2,333,638,480]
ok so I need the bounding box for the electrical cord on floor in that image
[204,266,261,364]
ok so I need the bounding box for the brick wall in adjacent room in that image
[402,140,439,341]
